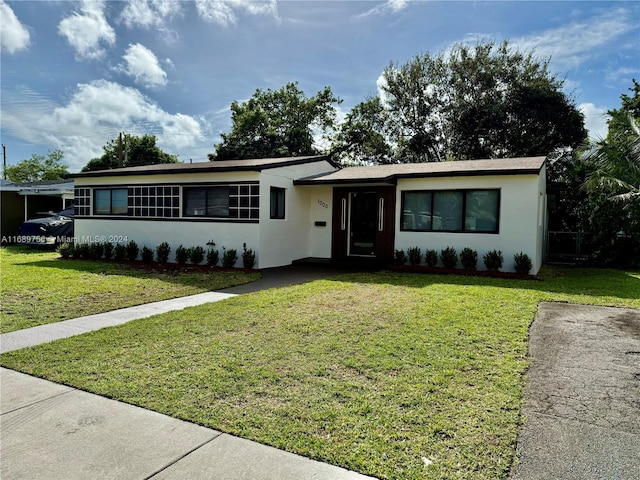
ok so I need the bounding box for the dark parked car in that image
[17,206,74,246]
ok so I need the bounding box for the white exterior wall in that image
[394,172,545,274]
[258,162,335,268]
[74,161,336,269]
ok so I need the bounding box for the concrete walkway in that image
[0,292,237,354]
[1,264,375,479]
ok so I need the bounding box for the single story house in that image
[68,155,546,273]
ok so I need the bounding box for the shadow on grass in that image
[13,257,260,290]
[330,265,640,304]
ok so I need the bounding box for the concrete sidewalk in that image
[1,264,375,479]
[1,367,373,479]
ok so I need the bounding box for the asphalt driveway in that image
[510,302,640,480]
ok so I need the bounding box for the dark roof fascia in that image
[294,177,396,186]
[295,161,545,186]
[391,166,544,181]
[68,156,332,179]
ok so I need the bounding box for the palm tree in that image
[584,115,640,205]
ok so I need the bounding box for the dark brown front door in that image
[332,187,395,265]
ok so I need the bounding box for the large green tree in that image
[210,82,341,160]
[4,149,68,183]
[82,134,179,172]
[329,96,392,165]
[332,40,587,164]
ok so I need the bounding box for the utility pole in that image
[117,132,123,167]
[2,144,6,180]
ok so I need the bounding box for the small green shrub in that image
[460,247,478,270]
[407,246,422,266]
[78,243,91,259]
[393,249,407,265]
[222,247,238,268]
[91,242,104,260]
[242,244,256,269]
[175,245,189,264]
[425,249,438,267]
[483,249,503,271]
[156,242,170,263]
[513,252,533,274]
[126,240,139,262]
[114,243,126,260]
[206,248,219,266]
[189,246,205,265]
[141,246,154,263]
[440,247,458,269]
[57,242,72,258]
[103,242,114,260]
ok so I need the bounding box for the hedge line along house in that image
[68,155,547,273]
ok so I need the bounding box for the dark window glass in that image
[183,187,229,217]
[465,190,499,232]
[270,187,285,219]
[402,191,431,230]
[433,191,463,231]
[400,189,499,233]
[94,189,128,215]
[240,185,250,195]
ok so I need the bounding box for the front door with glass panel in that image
[349,192,377,256]
[332,187,395,264]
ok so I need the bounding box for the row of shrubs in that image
[393,246,533,275]
[57,240,257,269]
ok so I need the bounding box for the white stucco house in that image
[69,155,546,273]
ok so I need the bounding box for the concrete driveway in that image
[510,302,640,480]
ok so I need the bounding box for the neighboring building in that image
[69,155,546,273]
[0,179,74,240]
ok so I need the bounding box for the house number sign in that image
[317,199,329,209]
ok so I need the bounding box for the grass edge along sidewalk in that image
[2,267,638,479]
[0,246,260,334]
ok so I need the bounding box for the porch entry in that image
[332,187,395,264]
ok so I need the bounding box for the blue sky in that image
[1,0,639,172]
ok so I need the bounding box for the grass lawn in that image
[0,246,260,333]
[1,266,639,479]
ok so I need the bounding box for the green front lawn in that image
[0,246,259,333]
[1,266,638,479]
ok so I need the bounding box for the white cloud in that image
[0,0,30,54]
[580,102,610,140]
[196,0,279,27]
[119,43,168,88]
[119,0,182,28]
[512,8,636,69]
[58,0,115,60]
[606,66,640,83]
[1,81,203,171]
[357,0,409,18]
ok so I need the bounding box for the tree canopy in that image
[548,80,640,267]
[4,149,68,183]
[209,82,341,161]
[331,40,587,164]
[82,134,179,172]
